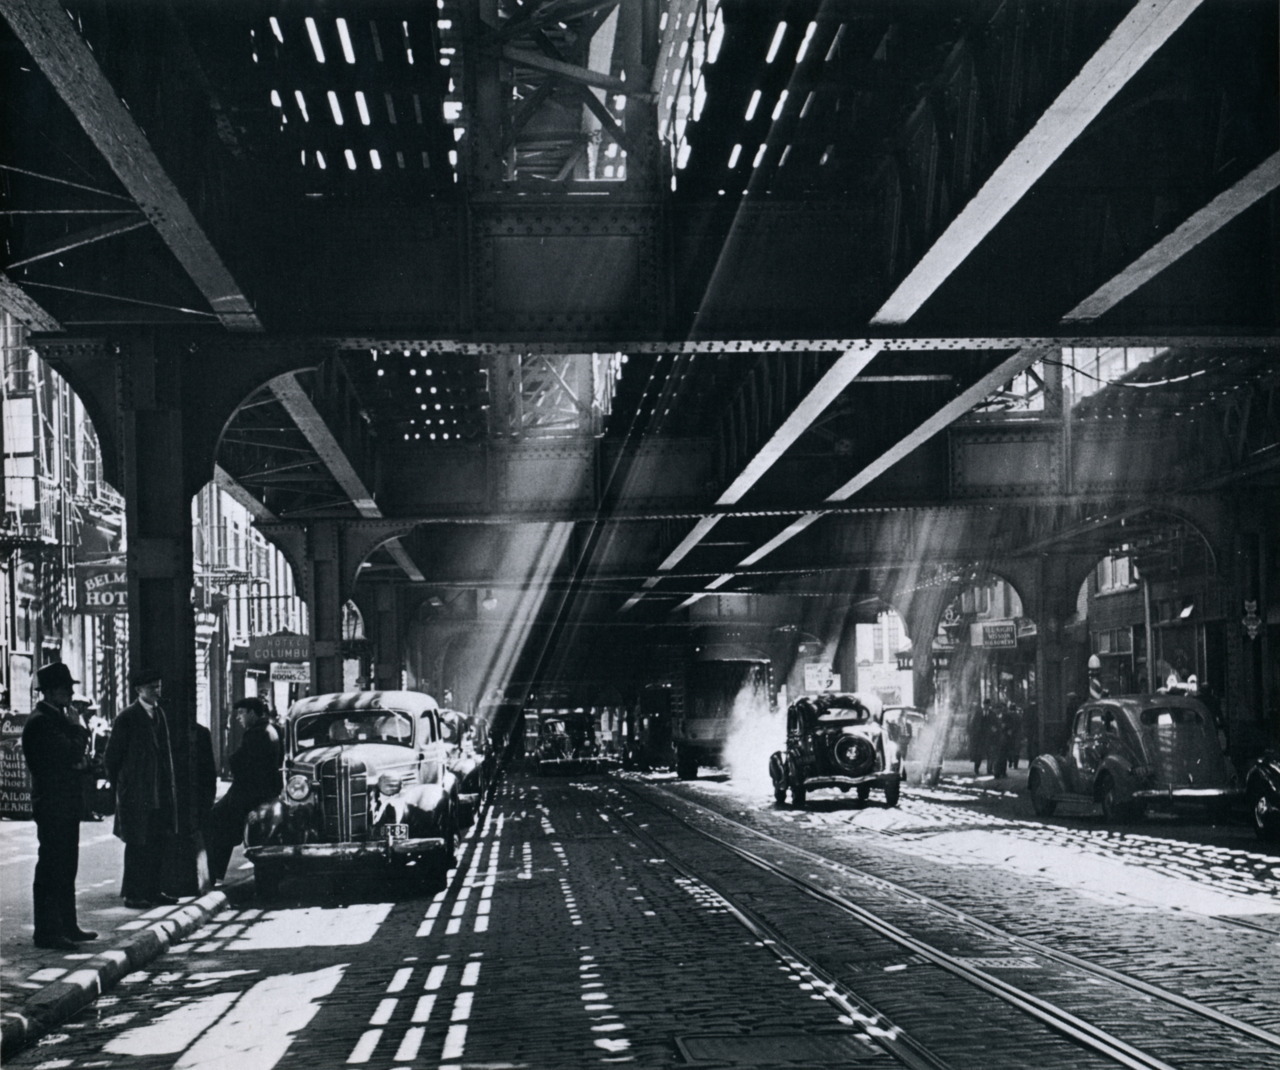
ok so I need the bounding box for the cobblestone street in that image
[4,769,1278,1069]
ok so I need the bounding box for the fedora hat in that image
[35,662,78,692]
[129,666,163,688]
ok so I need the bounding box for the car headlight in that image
[285,774,311,802]
[378,773,402,796]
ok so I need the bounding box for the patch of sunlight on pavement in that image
[106,965,345,1070]
[846,807,937,831]
[105,993,239,1055]
[890,829,1280,917]
[226,904,393,949]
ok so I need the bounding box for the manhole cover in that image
[676,1033,883,1065]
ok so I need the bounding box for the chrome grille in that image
[318,757,370,841]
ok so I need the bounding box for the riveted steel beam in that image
[1,0,261,331]
[267,372,423,582]
[334,333,1280,355]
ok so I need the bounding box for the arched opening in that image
[1069,513,1222,717]
[926,571,1036,776]
[1,318,127,739]
[189,480,308,772]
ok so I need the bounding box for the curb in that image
[0,890,228,1059]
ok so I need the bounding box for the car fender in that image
[1029,755,1067,797]
[1097,753,1141,799]
[768,751,785,786]
[1247,756,1280,799]
[244,799,285,847]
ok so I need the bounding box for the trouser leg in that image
[122,810,173,900]
[59,819,81,933]
[34,815,78,939]
[203,796,243,882]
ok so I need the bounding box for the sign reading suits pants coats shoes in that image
[0,740,33,818]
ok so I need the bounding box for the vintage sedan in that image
[1028,694,1241,822]
[243,691,459,896]
[1244,751,1280,841]
[769,693,903,808]
[440,709,487,826]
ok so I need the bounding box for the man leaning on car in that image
[204,697,283,885]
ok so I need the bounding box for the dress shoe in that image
[153,893,180,905]
[69,929,98,941]
[34,935,78,951]
[123,898,154,909]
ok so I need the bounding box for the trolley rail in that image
[602,777,1280,1070]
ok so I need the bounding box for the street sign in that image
[973,620,1018,648]
[804,664,841,692]
[249,634,312,662]
[270,661,312,683]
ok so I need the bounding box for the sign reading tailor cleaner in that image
[0,741,33,819]
[77,565,127,613]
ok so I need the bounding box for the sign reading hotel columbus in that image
[249,633,312,662]
[76,564,127,613]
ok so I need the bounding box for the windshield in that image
[294,710,415,749]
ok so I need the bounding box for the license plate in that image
[384,823,409,843]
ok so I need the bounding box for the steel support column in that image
[1027,555,1092,756]
[371,585,403,691]
[119,333,202,895]
[306,520,346,696]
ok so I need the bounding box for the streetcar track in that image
[605,801,953,1070]
[605,777,1280,1070]
[641,779,1280,1049]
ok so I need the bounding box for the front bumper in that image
[538,757,621,775]
[802,772,900,791]
[1130,786,1242,801]
[245,837,448,868]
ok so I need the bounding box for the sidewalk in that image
[0,817,237,1058]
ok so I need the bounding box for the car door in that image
[1069,708,1105,794]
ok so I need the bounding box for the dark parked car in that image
[534,710,618,774]
[769,693,903,808]
[440,708,488,825]
[244,691,459,896]
[1245,752,1280,841]
[1028,694,1241,822]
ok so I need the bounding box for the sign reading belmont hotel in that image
[76,564,127,613]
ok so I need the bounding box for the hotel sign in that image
[76,565,127,613]
[248,634,312,662]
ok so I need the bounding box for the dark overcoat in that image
[227,719,284,806]
[105,700,178,844]
[22,701,87,822]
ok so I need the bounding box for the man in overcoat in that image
[22,662,99,950]
[105,667,180,907]
[204,697,282,883]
